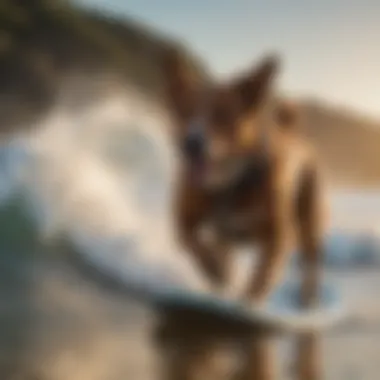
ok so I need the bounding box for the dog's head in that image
[162,50,291,189]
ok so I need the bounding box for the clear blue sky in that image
[76,0,380,118]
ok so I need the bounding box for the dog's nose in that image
[183,134,205,159]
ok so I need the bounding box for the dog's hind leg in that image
[297,165,326,307]
[293,165,327,380]
[243,179,294,304]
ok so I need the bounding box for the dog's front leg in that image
[179,222,232,288]
[237,202,290,380]
[175,179,233,288]
[244,225,290,304]
[243,184,292,304]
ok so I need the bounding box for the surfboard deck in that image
[153,281,348,336]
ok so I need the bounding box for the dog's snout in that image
[183,134,205,159]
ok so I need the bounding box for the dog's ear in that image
[161,48,201,120]
[233,54,280,113]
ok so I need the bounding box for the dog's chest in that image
[208,194,269,242]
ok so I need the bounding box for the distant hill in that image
[1,0,380,187]
[299,99,380,187]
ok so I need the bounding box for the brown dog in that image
[161,50,328,380]
[162,49,327,309]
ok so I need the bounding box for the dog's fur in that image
[162,49,327,308]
